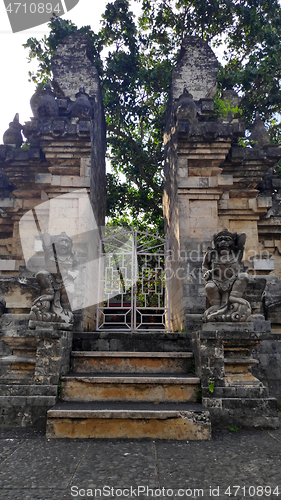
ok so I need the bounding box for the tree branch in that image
[107,125,162,194]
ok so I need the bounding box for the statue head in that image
[213,228,237,252]
[53,233,73,256]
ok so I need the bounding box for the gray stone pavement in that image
[0,418,281,500]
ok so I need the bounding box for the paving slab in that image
[72,440,158,487]
[0,438,24,464]
[0,490,69,499]
[156,428,281,497]
[0,419,280,499]
[0,438,88,489]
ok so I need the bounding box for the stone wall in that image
[0,314,73,428]
[163,35,281,403]
[0,33,106,331]
[253,340,281,404]
[193,321,279,428]
[51,32,107,230]
[163,36,281,336]
[163,95,184,332]
[164,37,243,332]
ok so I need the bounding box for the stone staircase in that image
[46,332,211,440]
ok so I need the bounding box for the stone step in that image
[0,384,58,397]
[60,373,200,403]
[46,401,211,440]
[0,354,36,377]
[73,331,192,353]
[0,395,57,406]
[0,372,35,383]
[224,357,259,365]
[71,351,194,374]
[0,355,36,365]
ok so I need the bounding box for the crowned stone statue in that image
[202,228,251,322]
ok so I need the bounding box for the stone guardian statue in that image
[202,228,251,322]
[29,232,78,326]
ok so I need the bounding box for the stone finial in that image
[51,33,99,100]
[202,228,251,322]
[30,83,59,119]
[172,36,218,102]
[3,113,23,148]
[70,87,93,118]
[250,113,270,148]
[175,87,197,122]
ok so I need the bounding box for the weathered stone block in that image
[194,321,279,428]
[0,313,73,427]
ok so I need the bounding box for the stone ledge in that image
[48,408,208,420]
[29,321,73,332]
[61,374,201,384]
[224,357,258,365]
[71,351,193,358]
[0,384,57,396]
[2,329,72,340]
[203,396,277,411]
[178,121,245,138]
[202,385,269,398]
[0,355,36,364]
[0,395,57,406]
[196,321,273,340]
[203,397,279,429]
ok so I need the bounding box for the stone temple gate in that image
[0,33,281,438]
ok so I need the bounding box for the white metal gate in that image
[96,229,170,331]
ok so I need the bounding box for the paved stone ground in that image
[0,419,281,500]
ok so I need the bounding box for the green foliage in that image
[269,117,281,146]
[23,0,281,231]
[238,137,257,148]
[225,425,239,432]
[140,0,281,130]
[216,0,281,128]
[208,380,215,394]
[57,380,62,398]
[213,92,242,120]
[20,142,30,151]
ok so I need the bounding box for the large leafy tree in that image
[24,0,281,233]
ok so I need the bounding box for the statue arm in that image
[71,252,79,270]
[236,232,246,262]
[202,251,212,280]
[67,252,79,280]
[237,232,246,249]
[41,233,54,264]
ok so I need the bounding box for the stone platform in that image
[0,314,73,428]
[193,320,279,429]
